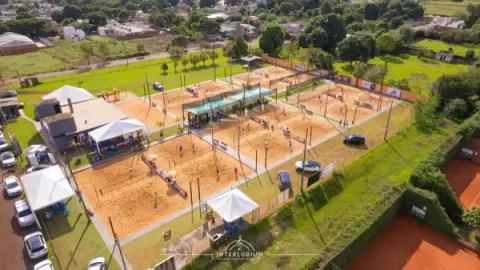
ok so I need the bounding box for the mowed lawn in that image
[14,49,252,119]
[334,54,469,95]
[123,101,415,269]
[184,110,459,269]
[414,39,480,56]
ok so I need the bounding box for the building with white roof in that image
[98,20,157,39]
[0,32,38,55]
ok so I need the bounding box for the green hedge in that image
[402,186,458,238]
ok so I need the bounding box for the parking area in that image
[0,171,38,270]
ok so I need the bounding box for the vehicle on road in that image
[26,164,52,174]
[14,199,35,227]
[0,138,9,151]
[343,134,365,145]
[87,257,106,270]
[34,259,54,270]
[152,82,164,91]
[4,175,22,197]
[277,170,292,191]
[1,90,17,98]
[24,232,48,260]
[295,160,321,173]
[1,151,15,167]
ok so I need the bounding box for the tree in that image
[346,22,364,33]
[364,3,380,20]
[181,55,189,71]
[320,0,333,15]
[413,100,437,131]
[61,18,75,26]
[118,10,130,23]
[466,49,475,61]
[207,50,218,66]
[16,12,34,20]
[338,36,364,66]
[200,52,208,66]
[161,62,168,74]
[224,37,248,58]
[190,55,200,68]
[172,35,188,47]
[279,2,294,14]
[398,25,414,44]
[169,0,179,6]
[445,98,468,119]
[87,12,107,28]
[462,206,480,228]
[51,10,64,23]
[97,41,110,61]
[79,42,94,65]
[193,32,204,45]
[64,5,82,20]
[168,46,183,72]
[284,41,299,69]
[200,0,215,8]
[364,64,387,84]
[199,18,220,35]
[126,2,139,10]
[353,62,369,79]
[376,33,396,53]
[307,28,328,49]
[390,17,404,29]
[259,23,285,56]
[80,22,93,34]
[306,13,345,52]
[137,44,145,53]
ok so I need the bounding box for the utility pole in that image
[145,73,151,104]
[352,105,358,125]
[64,152,89,218]
[190,182,193,223]
[377,61,388,112]
[384,101,394,140]
[264,147,267,169]
[108,217,127,270]
[300,128,308,192]
[197,178,201,218]
[324,82,330,117]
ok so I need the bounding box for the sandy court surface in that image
[76,134,254,239]
[444,138,480,209]
[116,99,176,129]
[211,103,336,165]
[151,80,238,117]
[232,66,303,90]
[115,91,139,103]
[296,83,395,122]
[347,216,480,270]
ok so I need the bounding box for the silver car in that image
[34,259,54,270]
[24,232,48,260]
[87,257,106,270]
[4,175,22,197]
[1,151,15,167]
[0,138,9,151]
[14,199,35,227]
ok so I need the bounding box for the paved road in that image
[0,170,37,270]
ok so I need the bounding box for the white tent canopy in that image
[21,165,75,211]
[207,189,259,222]
[89,119,147,143]
[43,85,95,106]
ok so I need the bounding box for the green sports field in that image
[413,39,480,56]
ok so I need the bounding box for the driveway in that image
[0,170,37,270]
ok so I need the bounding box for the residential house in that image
[0,32,38,56]
[435,51,454,62]
[281,23,305,38]
[98,20,157,39]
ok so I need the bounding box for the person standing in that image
[179,145,183,156]
[234,167,238,180]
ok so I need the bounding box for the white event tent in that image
[43,85,95,106]
[207,188,259,222]
[21,165,75,228]
[88,119,148,152]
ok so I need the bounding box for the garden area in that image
[421,1,472,16]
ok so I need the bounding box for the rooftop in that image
[0,32,35,48]
[61,98,127,134]
[35,98,59,107]
[0,97,20,108]
[44,112,73,124]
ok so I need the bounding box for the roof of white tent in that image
[89,119,147,143]
[43,85,95,106]
[20,165,75,211]
[207,188,259,222]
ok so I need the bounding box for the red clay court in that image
[444,138,480,209]
[347,216,480,270]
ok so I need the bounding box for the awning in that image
[227,87,273,102]
[240,56,262,62]
[207,189,259,222]
[89,119,147,143]
[21,165,75,211]
[186,98,236,115]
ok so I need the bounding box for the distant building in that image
[220,23,259,39]
[98,20,157,39]
[63,26,86,41]
[207,13,229,20]
[281,23,305,38]
[413,16,465,32]
[0,97,21,124]
[134,10,149,24]
[0,32,38,56]
[436,51,454,62]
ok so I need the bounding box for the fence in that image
[261,55,313,71]
[247,188,291,225]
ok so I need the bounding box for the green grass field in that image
[421,1,469,16]
[4,117,43,149]
[16,49,252,119]
[0,37,139,77]
[123,102,415,269]
[334,54,469,95]
[184,114,458,269]
[413,39,480,56]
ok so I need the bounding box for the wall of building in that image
[0,44,38,56]
[47,117,76,137]
[35,103,59,120]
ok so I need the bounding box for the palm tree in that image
[284,41,299,70]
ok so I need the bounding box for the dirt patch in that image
[76,134,254,239]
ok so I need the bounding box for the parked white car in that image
[34,259,54,270]
[4,175,22,197]
[24,232,48,260]
[87,257,106,270]
[26,164,52,174]
[14,199,35,227]
[1,151,15,167]
[0,138,9,151]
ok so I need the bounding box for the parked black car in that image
[152,82,164,91]
[343,134,365,145]
[277,170,292,191]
